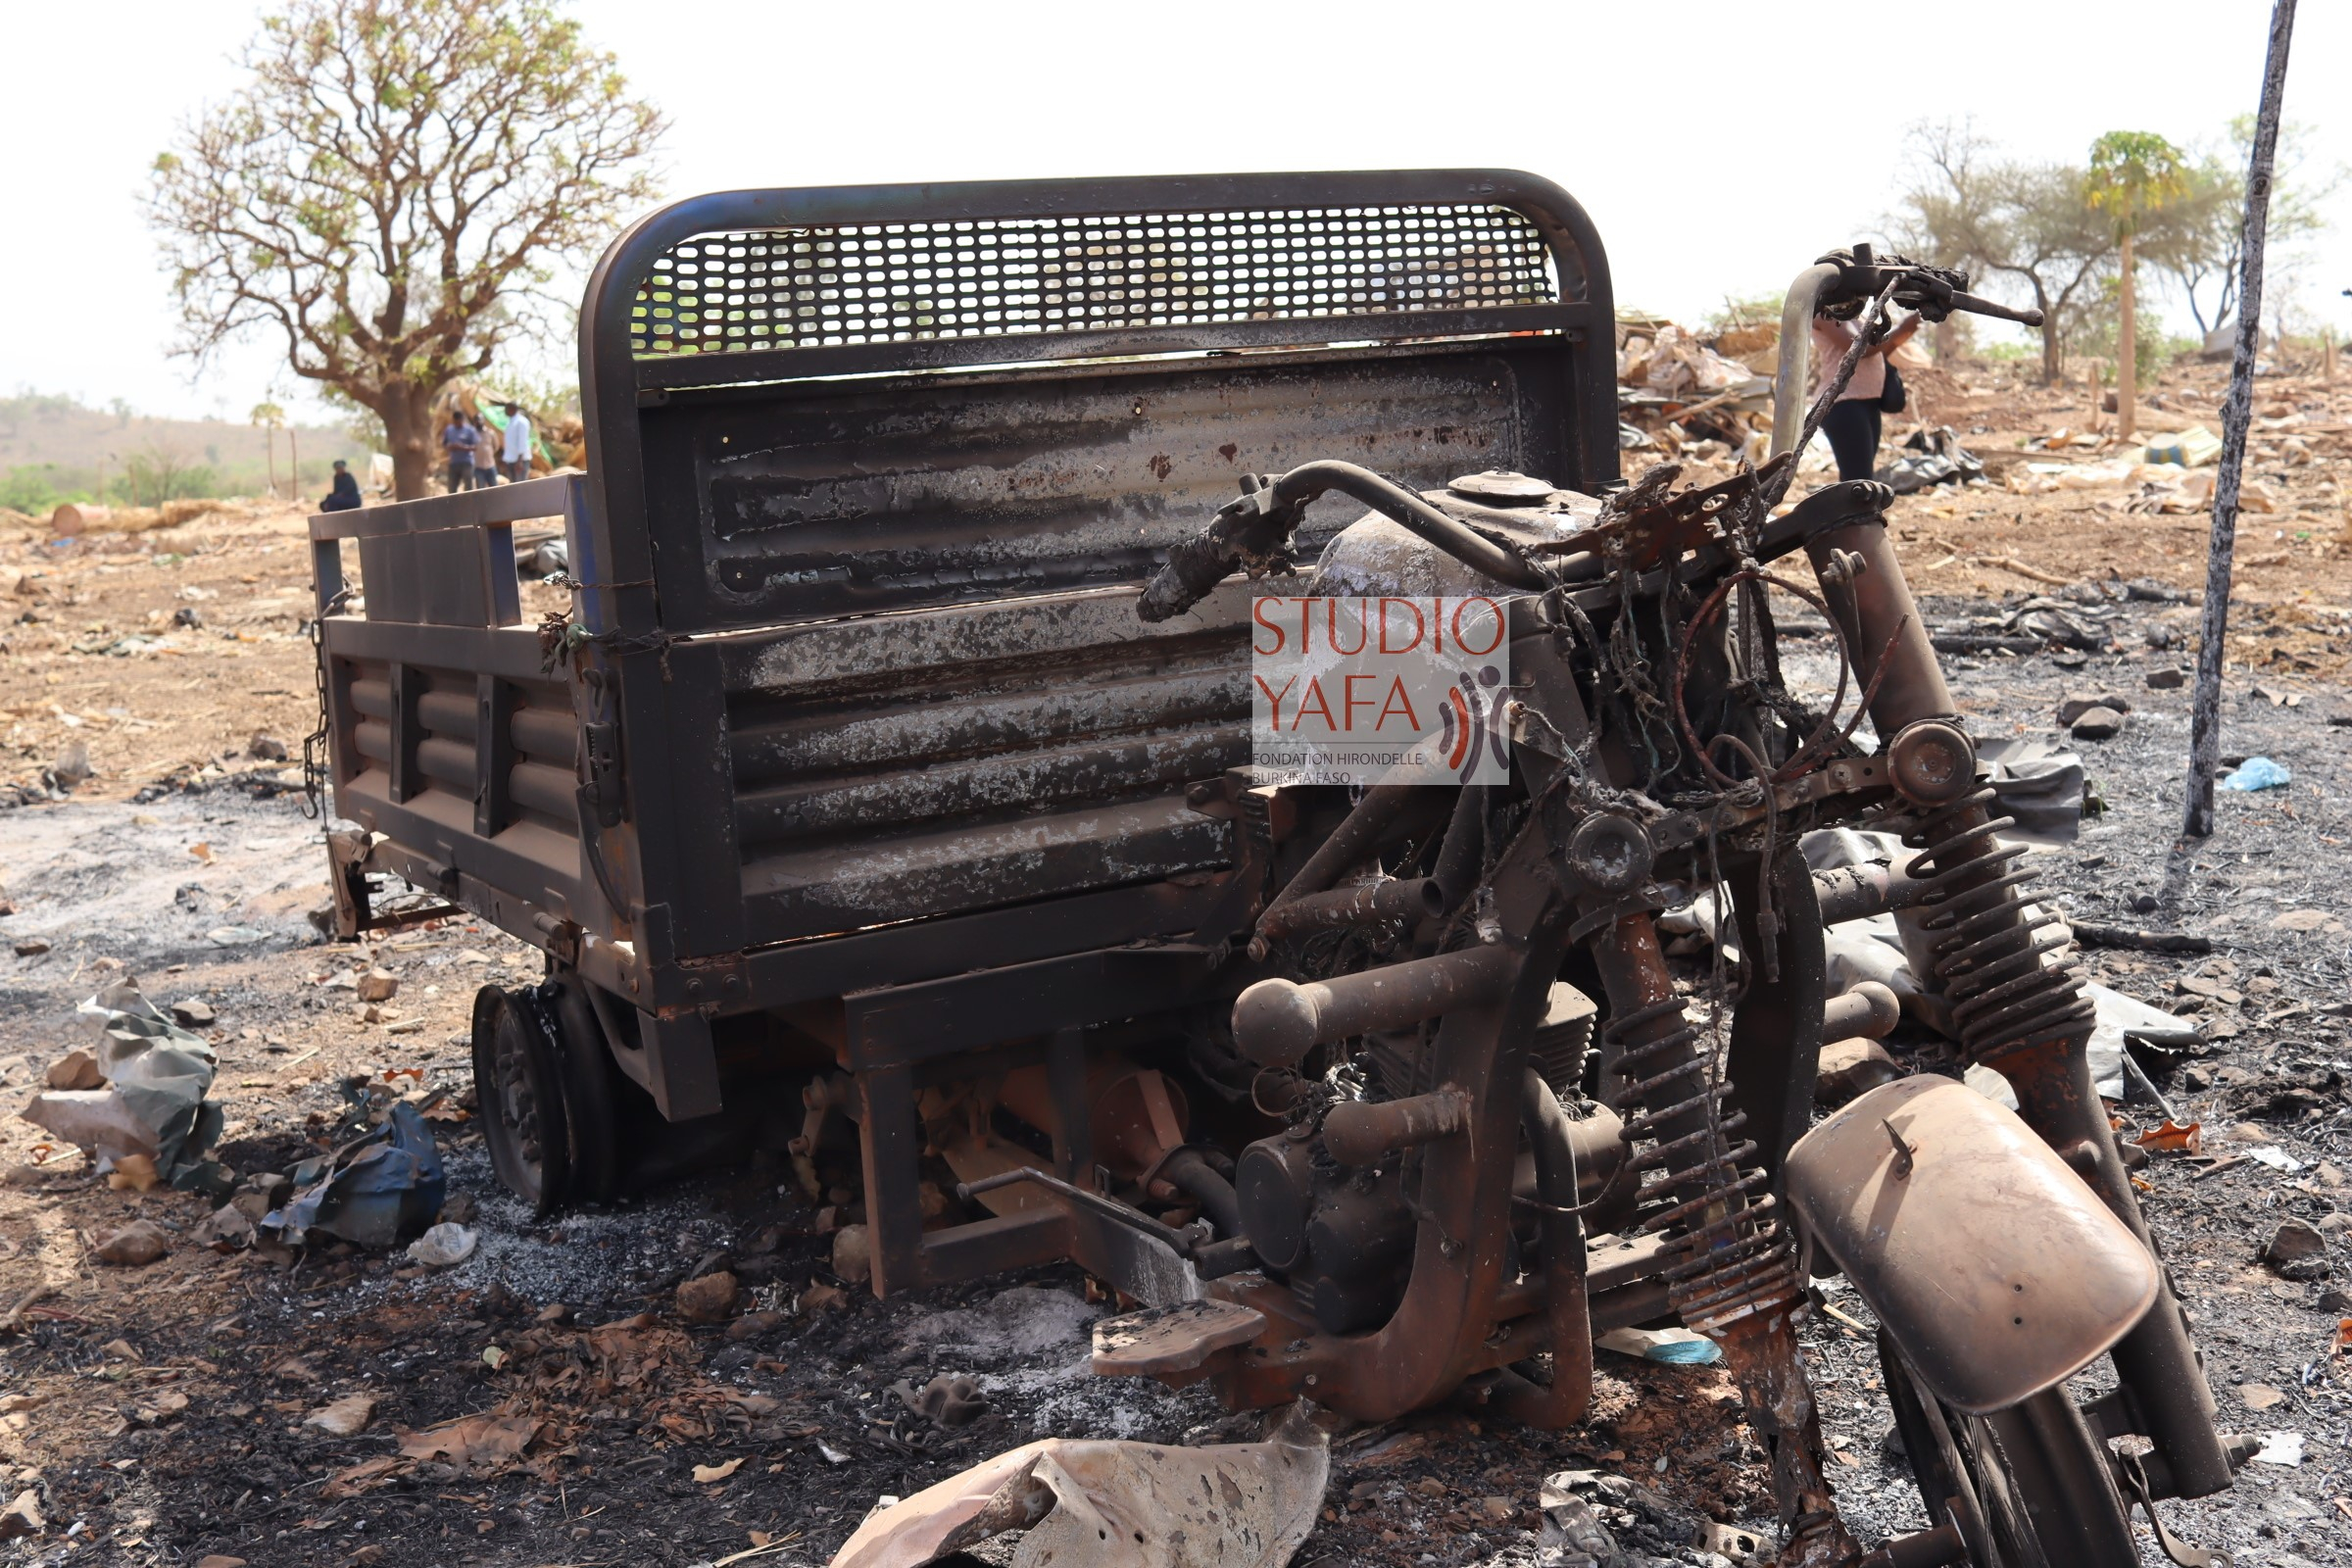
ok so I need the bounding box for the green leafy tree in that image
[2086,131,2188,436]
[1890,122,2116,385]
[149,0,663,499]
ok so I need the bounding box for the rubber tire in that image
[543,975,623,1204]
[470,986,570,1215]
[1879,1330,2139,1568]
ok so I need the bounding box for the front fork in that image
[1804,514,2233,1500]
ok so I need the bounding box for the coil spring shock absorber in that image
[1604,996,1802,1332]
[1901,784,2095,1060]
[1591,912,1857,1567]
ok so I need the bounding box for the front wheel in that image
[1879,1330,2138,1568]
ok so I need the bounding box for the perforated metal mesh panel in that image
[630,206,1558,358]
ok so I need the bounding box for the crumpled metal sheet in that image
[21,981,220,1176]
[827,1401,1329,1568]
[268,1102,446,1249]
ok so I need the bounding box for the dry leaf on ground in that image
[395,1411,541,1469]
[693,1456,745,1484]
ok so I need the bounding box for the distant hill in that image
[0,391,365,513]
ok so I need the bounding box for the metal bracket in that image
[2119,1450,2231,1568]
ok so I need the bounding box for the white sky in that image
[3,0,2346,423]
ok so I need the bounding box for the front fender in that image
[1785,1074,2158,1416]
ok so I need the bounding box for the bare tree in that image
[1891,122,2116,384]
[2139,117,2341,339]
[250,401,285,498]
[149,0,663,499]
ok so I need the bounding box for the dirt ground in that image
[1,364,2350,1568]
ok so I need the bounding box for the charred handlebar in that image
[1814,242,2046,329]
[1137,459,1549,622]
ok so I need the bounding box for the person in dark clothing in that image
[441,413,478,492]
[1812,308,1922,481]
[318,460,364,513]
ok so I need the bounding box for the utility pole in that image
[2185,0,2298,838]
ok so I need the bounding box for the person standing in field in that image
[1812,307,1923,482]
[499,402,535,483]
[441,410,478,493]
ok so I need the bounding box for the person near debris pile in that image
[318,459,364,513]
[1812,307,1922,481]
[499,402,534,483]
[441,412,478,493]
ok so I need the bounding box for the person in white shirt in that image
[499,403,535,482]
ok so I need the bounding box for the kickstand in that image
[2119,1451,2231,1568]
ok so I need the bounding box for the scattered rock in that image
[13,937,52,957]
[2265,1218,2329,1281]
[725,1310,788,1342]
[106,1153,164,1193]
[194,1556,247,1568]
[831,1222,872,1287]
[800,1281,850,1314]
[439,1191,478,1225]
[172,606,205,629]
[893,1373,989,1428]
[2057,693,2132,726]
[534,1302,574,1326]
[356,968,400,1004]
[2069,706,2126,741]
[0,1488,43,1540]
[675,1270,740,1324]
[1814,1038,1898,1107]
[2145,666,2186,690]
[169,998,217,1028]
[43,1051,104,1091]
[51,743,91,787]
[406,1222,477,1268]
[304,1393,376,1437]
[90,1219,172,1266]
[248,734,289,761]
[2272,908,2333,933]
[2240,1383,2289,1411]
[2316,1287,2352,1313]
[195,1203,258,1250]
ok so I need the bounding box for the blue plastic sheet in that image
[2221,757,2291,792]
[268,1102,446,1248]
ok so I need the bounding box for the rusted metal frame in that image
[1723,846,1828,1189]
[705,876,1236,1014]
[1230,946,1520,1068]
[837,946,1216,1072]
[474,674,514,840]
[306,474,581,544]
[1209,838,1579,1422]
[579,172,1618,640]
[617,638,748,964]
[1048,1027,1094,1187]
[1803,494,2233,1499]
[1486,1067,1594,1427]
[1588,907,1857,1565]
[1250,783,1422,956]
[635,305,1593,390]
[1993,1040,2233,1498]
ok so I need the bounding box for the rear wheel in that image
[1879,1330,2139,1568]
[471,985,569,1214]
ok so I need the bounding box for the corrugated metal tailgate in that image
[716,583,1250,945]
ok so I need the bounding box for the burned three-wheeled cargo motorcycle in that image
[308,171,2248,1565]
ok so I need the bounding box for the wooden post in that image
[2118,232,2138,440]
[2186,0,2298,838]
